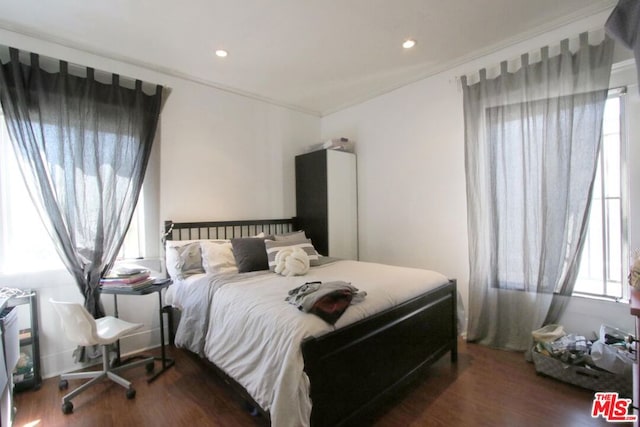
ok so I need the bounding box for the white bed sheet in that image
[165,273,205,309]
[200,260,449,427]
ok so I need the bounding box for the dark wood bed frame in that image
[164,218,458,426]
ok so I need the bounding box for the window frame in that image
[573,88,629,302]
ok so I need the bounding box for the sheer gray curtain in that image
[606,0,640,91]
[462,33,613,351]
[0,47,163,358]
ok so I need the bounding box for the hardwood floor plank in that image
[12,340,623,426]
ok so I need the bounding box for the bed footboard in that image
[301,279,457,427]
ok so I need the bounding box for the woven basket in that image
[532,350,632,397]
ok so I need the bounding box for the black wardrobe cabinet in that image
[295,149,358,260]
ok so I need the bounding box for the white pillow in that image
[174,242,205,279]
[201,240,238,274]
[165,239,230,279]
[274,230,307,242]
[165,240,201,280]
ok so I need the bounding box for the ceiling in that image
[0,0,617,116]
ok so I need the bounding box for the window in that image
[119,190,145,261]
[0,111,62,273]
[486,94,600,293]
[0,109,146,274]
[574,91,627,300]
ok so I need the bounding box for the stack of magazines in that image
[100,265,153,291]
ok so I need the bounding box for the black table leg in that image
[147,290,174,383]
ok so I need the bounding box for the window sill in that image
[0,266,68,278]
[570,292,629,304]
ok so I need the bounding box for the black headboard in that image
[163,218,295,242]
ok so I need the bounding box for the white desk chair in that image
[50,299,154,414]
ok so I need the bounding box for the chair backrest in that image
[49,299,99,347]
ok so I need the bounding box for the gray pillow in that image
[174,242,205,279]
[265,239,320,271]
[274,230,307,242]
[231,238,270,273]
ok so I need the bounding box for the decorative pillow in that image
[273,246,310,276]
[231,238,270,273]
[265,239,320,271]
[201,240,238,274]
[172,242,205,279]
[165,240,202,280]
[274,230,307,242]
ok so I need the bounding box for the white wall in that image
[160,81,318,222]
[321,9,637,337]
[0,28,320,378]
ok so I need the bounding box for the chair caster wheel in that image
[62,401,73,414]
[59,380,68,390]
[126,388,136,399]
[146,362,155,373]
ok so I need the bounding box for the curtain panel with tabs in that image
[462,33,613,351]
[0,46,163,360]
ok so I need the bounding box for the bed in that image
[163,218,458,427]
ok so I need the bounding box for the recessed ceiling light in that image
[402,39,416,49]
[215,49,228,58]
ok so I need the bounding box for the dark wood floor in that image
[13,340,620,427]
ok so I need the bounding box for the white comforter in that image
[170,260,449,427]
